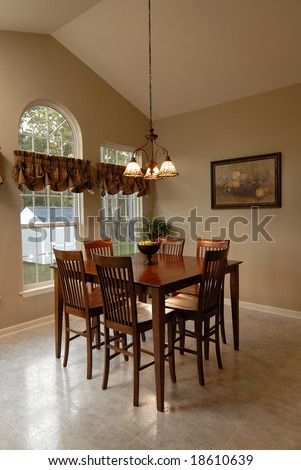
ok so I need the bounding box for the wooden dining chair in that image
[197,238,230,258]
[165,247,229,385]
[160,236,185,256]
[85,238,147,342]
[94,253,176,407]
[84,239,114,292]
[84,239,114,260]
[53,248,104,380]
[175,238,230,344]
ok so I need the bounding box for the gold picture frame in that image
[211,152,281,209]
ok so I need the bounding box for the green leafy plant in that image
[143,217,171,241]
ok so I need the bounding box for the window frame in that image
[100,142,143,254]
[18,101,84,294]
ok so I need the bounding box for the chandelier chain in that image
[148,0,153,129]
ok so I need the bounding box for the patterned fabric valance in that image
[12,150,94,193]
[97,162,150,198]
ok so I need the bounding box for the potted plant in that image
[142,217,171,241]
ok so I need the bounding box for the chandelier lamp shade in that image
[123,0,179,181]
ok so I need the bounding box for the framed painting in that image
[211,152,281,209]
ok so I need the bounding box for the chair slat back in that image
[198,247,229,316]
[94,254,137,328]
[84,239,114,260]
[53,249,89,312]
[196,238,230,259]
[160,237,185,255]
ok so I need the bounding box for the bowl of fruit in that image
[137,240,160,265]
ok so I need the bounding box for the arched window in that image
[18,104,81,287]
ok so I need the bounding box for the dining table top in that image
[84,252,242,290]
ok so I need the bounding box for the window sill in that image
[20,284,54,298]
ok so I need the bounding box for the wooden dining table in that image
[53,252,242,412]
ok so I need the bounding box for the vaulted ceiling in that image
[1,0,301,119]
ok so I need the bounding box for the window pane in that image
[37,260,52,283]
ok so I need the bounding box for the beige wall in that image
[0,31,151,330]
[153,84,301,313]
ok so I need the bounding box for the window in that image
[100,144,142,254]
[19,104,80,287]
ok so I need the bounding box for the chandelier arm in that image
[154,145,169,160]
[133,143,151,162]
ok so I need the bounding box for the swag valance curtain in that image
[97,162,150,197]
[12,150,94,193]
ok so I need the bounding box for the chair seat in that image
[165,293,198,311]
[136,301,174,323]
[89,289,103,309]
[175,284,199,296]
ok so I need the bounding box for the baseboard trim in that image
[225,298,301,320]
[0,315,54,337]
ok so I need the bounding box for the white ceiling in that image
[1,0,301,119]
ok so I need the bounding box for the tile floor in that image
[1,306,301,450]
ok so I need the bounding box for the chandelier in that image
[123,0,179,180]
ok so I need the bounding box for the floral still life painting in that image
[211,153,281,208]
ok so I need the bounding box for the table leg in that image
[54,269,63,358]
[229,264,239,350]
[151,288,166,412]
